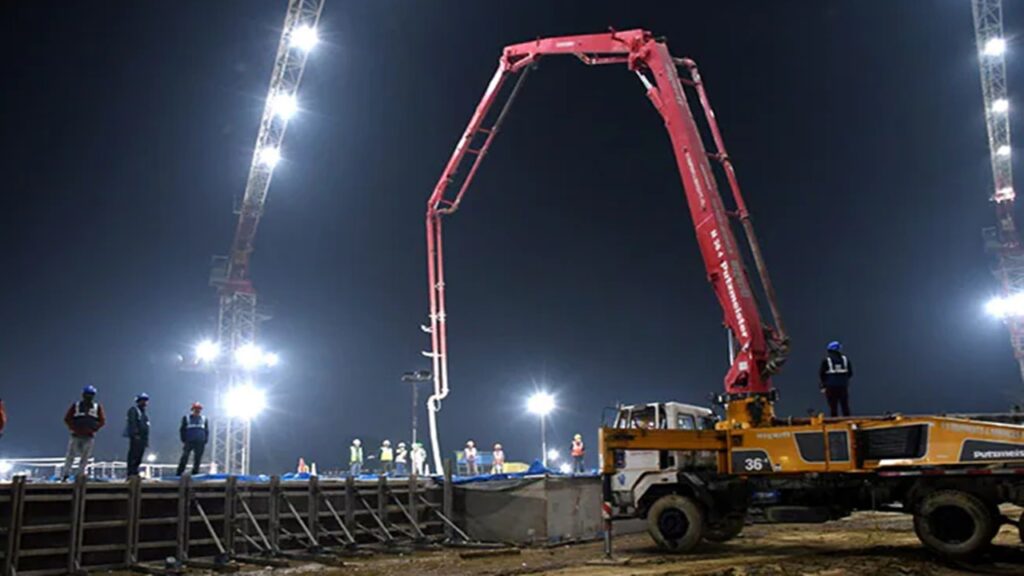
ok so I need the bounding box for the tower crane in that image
[203,0,325,475]
[973,1,1024,387]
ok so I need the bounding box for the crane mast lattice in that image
[972,0,1024,386]
[209,0,325,475]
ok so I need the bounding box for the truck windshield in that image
[616,406,665,429]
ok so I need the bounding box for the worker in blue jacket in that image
[176,402,209,476]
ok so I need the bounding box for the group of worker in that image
[348,438,429,476]
[57,385,210,481]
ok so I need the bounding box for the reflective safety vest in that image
[395,447,408,463]
[822,352,851,388]
[380,446,394,462]
[571,439,584,457]
[183,414,207,443]
[350,445,363,463]
[73,401,101,431]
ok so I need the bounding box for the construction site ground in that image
[114,509,1023,576]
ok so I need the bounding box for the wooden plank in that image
[268,476,281,552]
[69,473,86,574]
[443,460,453,541]
[5,476,26,576]
[176,474,191,563]
[308,475,320,545]
[223,475,237,557]
[126,475,141,566]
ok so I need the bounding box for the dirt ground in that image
[214,511,1022,576]
[112,511,1024,576]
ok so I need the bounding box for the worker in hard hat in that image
[464,440,479,475]
[125,393,151,477]
[395,442,409,476]
[349,439,364,476]
[492,443,506,474]
[411,442,427,476]
[819,341,853,417]
[176,402,209,476]
[571,433,585,473]
[379,440,394,475]
[61,385,106,481]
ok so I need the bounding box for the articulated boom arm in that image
[425,30,787,438]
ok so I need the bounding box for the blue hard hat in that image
[135,392,150,402]
[827,341,842,351]
[83,385,97,396]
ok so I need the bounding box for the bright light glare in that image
[235,344,265,370]
[985,37,1007,57]
[258,146,281,168]
[0,461,12,474]
[998,144,1012,157]
[527,391,555,416]
[270,93,298,120]
[224,384,267,420]
[146,453,157,463]
[987,293,1024,319]
[263,352,280,367]
[546,449,560,462]
[195,339,221,362]
[996,186,1016,202]
[993,98,1010,114]
[291,25,319,52]
[558,463,573,474]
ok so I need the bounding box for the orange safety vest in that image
[571,439,584,457]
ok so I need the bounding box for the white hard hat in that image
[398,442,406,448]
[494,443,502,449]
[353,439,361,446]
[383,439,391,446]
[466,440,475,447]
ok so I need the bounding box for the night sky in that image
[1,1,1021,473]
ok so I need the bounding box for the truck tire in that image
[703,516,744,543]
[913,490,996,558]
[646,494,704,552]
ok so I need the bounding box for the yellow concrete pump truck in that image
[418,29,1024,559]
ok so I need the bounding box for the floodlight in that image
[263,351,280,367]
[558,463,573,474]
[235,344,265,370]
[195,339,220,362]
[258,146,281,168]
[291,25,319,52]
[527,392,555,416]
[270,93,298,120]
[987,293,1024,318]
[0,461,12,474]
[985,37,1007,57]
[996,186,1016,202]
[998,144,1011,157]
[993,98,1009,114]
[224,384,267,420]
[146,453,157,463]
[547,448,560,462]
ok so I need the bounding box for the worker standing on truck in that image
[61,385,106,481]
[571,434,585,473]
[125,393,151,477]
[819,341,853,417]
[176,402,208,476]
[492,443,505,474]
[349,439,363,476]
[464,440,478,475]
[395,442,408,476]
[379,439,394,475]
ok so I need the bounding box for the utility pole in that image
[401,370,432,447]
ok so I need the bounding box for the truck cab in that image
[608,402,718,516]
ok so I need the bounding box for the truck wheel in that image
[646,494,704,552]
[703,516,744,543]
[913,490,996,558]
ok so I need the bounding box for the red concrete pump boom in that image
[425,30,789,428]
